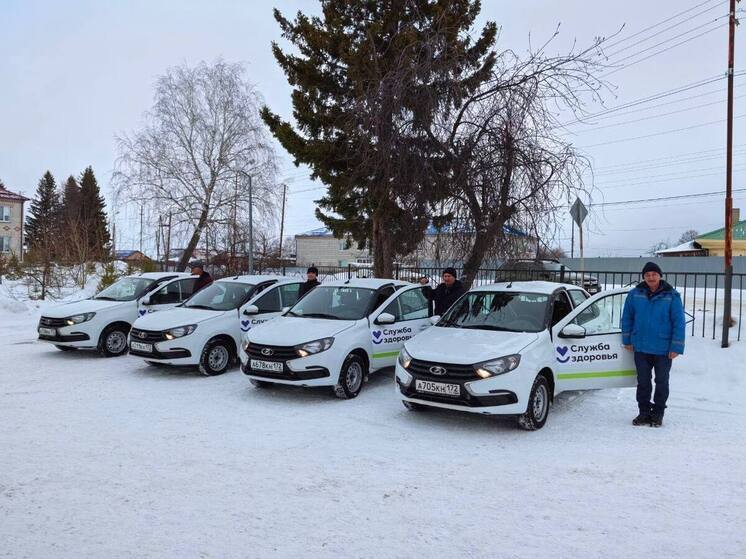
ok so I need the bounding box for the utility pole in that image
[232,173,239,275]
[278,183,287,264]
[570,222,575,259]
[722,0,738,348]
[156,215,162,265]
[248,174,254,274]
[164,212,172,272]
[139,204,144,253]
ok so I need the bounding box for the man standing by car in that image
[419,267,466,316]
[299,266,321,298]
[621,262,686,427]
[190,261,213,293]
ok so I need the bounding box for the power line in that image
[588,187,746,207]
[592,144,746,171]
[592,148,746,175]
[600,0,725,51]
[579,114,746,148]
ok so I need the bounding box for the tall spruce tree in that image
[61,175,81,225]
[79,166,111,259]
[262,0,496,276]
[25,171,61,257]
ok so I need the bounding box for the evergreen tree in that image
[79,166,111,259]
[25,171,61,257]
[262,0,496,276]
[61,175,82,225]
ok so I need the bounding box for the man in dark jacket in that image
[419,267,466,316]
[190,261,213,293]
[298,266,321,298]
[621,262,686,428]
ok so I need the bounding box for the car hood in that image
[405,325,540,365]
[41,298,123,318]
[133,307,225,329]
[245,316,356,344]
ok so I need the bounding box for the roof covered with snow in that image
[0,185,30,202]
[655,241,706,255]
[473,280,585,294]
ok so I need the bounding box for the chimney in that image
[733,208,741,223]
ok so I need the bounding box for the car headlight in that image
[398,347,412,369]
[295,337,334,357]
[65,312,96,326]
[242,339,250,352]
[473,354,521,378]
[164,324,197,340]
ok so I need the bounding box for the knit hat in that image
[443,267,458,278]
[642,261,663,276]
[307,266,319,275]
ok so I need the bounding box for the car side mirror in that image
[141,295,151,306]
[281,306,291,314]
[376,312,395,325]
[560,323,586,339]
[243,304,259,316]
[429,315,441,325]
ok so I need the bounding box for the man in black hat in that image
[299,266,321,298]
[190,261,213,293]
[621,261,686,428]
[419,267,466,316]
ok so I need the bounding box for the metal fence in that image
[261,264,745,342]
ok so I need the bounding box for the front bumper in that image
[38,319,97,348]
[395,362,529,415]
[242,343,334,386]
[128,328,195,364]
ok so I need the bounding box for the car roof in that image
[471,281,584,294]
[317,278,411,289]
[136,272,194,280]
[215,275,297,284]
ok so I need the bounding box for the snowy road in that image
[1,309,745,558]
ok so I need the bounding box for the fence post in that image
[347,263,351,280]
[395,262,400,280]
[560,265,566,283]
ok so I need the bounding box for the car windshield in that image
[182,282,255,311]
[286,286,376,320]
[438,291,550,332]
[94,277,156,302]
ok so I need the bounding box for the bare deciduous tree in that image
[115,60,279,271]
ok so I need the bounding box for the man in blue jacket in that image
[621,262,686,427]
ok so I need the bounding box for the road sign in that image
[569,198,588,227]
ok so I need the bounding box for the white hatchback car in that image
[129,276,303,375]
[241,278,434,398]
[37,272,194,357]
[396,282,636,430]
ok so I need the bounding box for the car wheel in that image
[55,345,77,352]
[199,340,232,376]
[402,400,427,411]
[333,354,366,399]
[517,374,551,431]
[99,325,129,357]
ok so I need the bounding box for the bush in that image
[5,253,23,280]
[97,261,121,291]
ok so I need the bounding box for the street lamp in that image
[234,168,254,274]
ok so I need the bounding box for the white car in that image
[129,276,304,375]
[396,282,636,430]
[37,272,194,357]
[241,278,434,399]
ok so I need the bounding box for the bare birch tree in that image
[115,60,279,270]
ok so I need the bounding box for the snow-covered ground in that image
[1,302,745,558]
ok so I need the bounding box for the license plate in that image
[39,327,56,337]
[130,341,153,353]
[251,359,283,372]
[415,379,460,396]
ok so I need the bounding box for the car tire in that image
[199,339,232,376]
[402,400,427,411]
[333,354,366,399]
[250,379,271,388]
[517,374,551,431]
[99,325,130,357]
[55,345,77,352]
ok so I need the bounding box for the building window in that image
[0,236,11,252]
[0,206,10,222]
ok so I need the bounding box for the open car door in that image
[551,288,637,392]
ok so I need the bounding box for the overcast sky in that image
[1,0,743,257]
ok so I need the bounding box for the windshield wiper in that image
[186,304,217,311]
[460,324,513,331]
[94,296,118,301]
[298,312,340,320]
